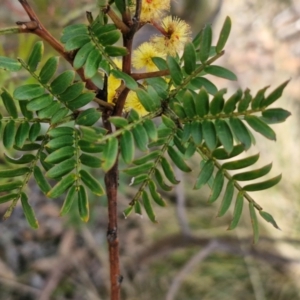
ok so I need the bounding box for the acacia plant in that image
[0,0,291,299]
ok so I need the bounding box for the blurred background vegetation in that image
[1,0,300,299]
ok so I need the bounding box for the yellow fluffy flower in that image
[132,42,164,71]
[124,91,148,117]
[140,0,170,22]
[151,16,191,56]
[107,59,122,104]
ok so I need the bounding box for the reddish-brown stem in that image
[104,5,130,34]
[131,69,170,80]
[17,0,98,91]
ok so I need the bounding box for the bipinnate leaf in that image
[205,65,237,81]
[76,108,101,126]
[259,210,280,230]
[167,56,183,86]
[183,42,196,75]
[216,16,231,53]
[245,115,276,141]
[0,56,22,71]
[102,137,118,172]
[27,41,44,72]
[60,185,77,216]
[208,169,224,203]
[120,130,134,164]
[47,173,76,198]
[261,80,289,108]
[199,24,212,62]
[1,88,18,118]
[80,169,104,196]
[14,84,44,100]
[167,146,191,172]
[243,174,282,192]
[33,166,51,194]
[20,192,39,229]
[78,185,89,222]
[228,192,244,230]
[142,191,157,223]
[217,180,234,217]
[249,202,259,244]
[39,56,59,84]
[194,159,214,190]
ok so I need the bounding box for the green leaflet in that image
[80,153,102,168]
[76,108,101,126]
[15,122,30,148]
[104,45,128,57]
[208,169,224,203]
[205,65,237,81]
[262,108,291,123]
[97,29,121,46]
[245,115,276,141]
[152,57,168,71]
[194,159,214,190]
[134,200,142,216]
[14,143,41,152]
[123,206,134,218]
[0,181,22,192]
[65,34,90,51]
[190,121,202,145]
[73,42,95,70]
[215,119,233,154]
[142,191,157,223]
[173,135,186,154]
[183,90,196,118]
[29,123,41,142]
[210,89,226,115]
[133,151,160,165]
[80,125,107,142]
[60,185,77,216]
[39,56,59,84]
[154,168,172,191]
[261,80,289,108]
[78,185,89,222]
[120,130,134,164]
[0,194,18,204]
[26,94,53,111]
[238,89,252,112]
[259,210,280,230]
[114,0,125,13]
[123,161,154,177]
[37,101,61,119]
[4,153,35,165]
[61,24,88,43]
[202,120,217,151]
[14,84,45,100]
[102,137,118,172]
[19,101,34,119]
[162,115,176,129]
[161,157,179,185]
[218,180,234,217]
[136,88,159,112]
[173,103,186,119]
[51,107,70,124]
[20,192,39,229]
[184,142,197,159]
[78,140,104,153]
[46,158,76,179]
[109,116,128,128]
[243,174,282,192]
[46,135,74,149]
[251,86,269,110]
[133,124,148,152]
[33,166,51,194]
[146,77,168,98]
[228,192,244,230]
[183,42,196,75]
[130,174,148,186]
[1,88,18,118]
[195,88,209,117]
[128,109,140,122]
[40,151,54,171]
[222,153,259,170]
[181,122,191,143]
[59,82,85,102]
[3,120,16,149]
[233,163,272,181]
[199,24,212,62]
[48,126,74,137]
[47,173,76,198]
[27,41,44,72]
[216,16,231,53]
[80,169,104,196]
[148,180,167,207]
[167,146,191,172]
[50,70,75,95]
[84,48,102,79]
[229,117,252,150]
[190,77,217,95]
[167,56,183,86]
[0,56,22,71]
[249,202,259,244]
[45,146,75,164]
[67,92,95,110]
[223,89,242,114]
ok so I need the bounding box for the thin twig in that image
[131,69,170,80]
[103,5,130,34]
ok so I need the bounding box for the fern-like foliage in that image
[0,13,290,243]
